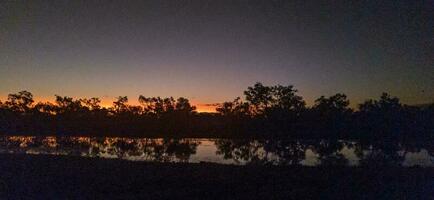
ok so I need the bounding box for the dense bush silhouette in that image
[0,82,432,140]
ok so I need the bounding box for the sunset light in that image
[1,0,432,199]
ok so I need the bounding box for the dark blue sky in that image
[1,0,432,111]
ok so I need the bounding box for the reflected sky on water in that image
[0,136,432,167]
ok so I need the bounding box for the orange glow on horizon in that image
[0,96,218,113]
[195,104,218,113]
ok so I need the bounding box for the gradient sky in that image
[1,0,433,111]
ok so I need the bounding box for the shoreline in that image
[1,154,433,199]
[1,133,432,143]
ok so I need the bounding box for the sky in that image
[1,0,433,112]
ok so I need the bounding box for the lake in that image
[0,136,432,167]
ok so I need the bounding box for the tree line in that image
[0,82,432,140]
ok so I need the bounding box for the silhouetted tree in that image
[33,102,56,115]
[113,96,129,113]
[138,95,154,114]
[419,104,434,138]
[80,98,101,111]
[272,85,305,112]
[313,94,351,114]
[356,93,405,139]
[241,83,306,135]
[5,91,34,113]
[138,96,176,116]
[216,97,251,134]
[359,93,401,113]
[216,97,250,117]
[244,82,274,114]
[0,87,431,140]
[309,94,353,136]
[175,97,196,114]
[243,83,305,115]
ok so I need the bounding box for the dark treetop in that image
[0,82,433,141]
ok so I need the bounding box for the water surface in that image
[0,136,432,167]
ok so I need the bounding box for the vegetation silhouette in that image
[1,136,431,167]
[0,82,432,140]
[0,136,200,162]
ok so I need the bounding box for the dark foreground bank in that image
[0,155,433,199]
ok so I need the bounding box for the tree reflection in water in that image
[353,142,405,167]
[0,136,200,162]
[0,136,432,167]
[214,139,308,165]
[311,140,348,166]
[215,139,267,165]
[214,139,433,167]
